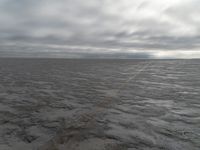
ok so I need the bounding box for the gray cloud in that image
[0,0,200,58]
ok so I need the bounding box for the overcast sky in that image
[0,0,200,58]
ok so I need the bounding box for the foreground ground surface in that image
[0,59,199,150]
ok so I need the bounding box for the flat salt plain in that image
[0,59,199,150]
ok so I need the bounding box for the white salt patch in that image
[97,89,118,98]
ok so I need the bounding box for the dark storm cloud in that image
[0,0,200,58]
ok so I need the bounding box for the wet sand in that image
[0,59,200,150]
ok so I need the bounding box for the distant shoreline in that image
[0,57,199,60]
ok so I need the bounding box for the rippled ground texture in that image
[0,59,199,150]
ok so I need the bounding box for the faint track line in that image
[117,62,151,92]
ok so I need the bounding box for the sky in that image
[0,0,200,58]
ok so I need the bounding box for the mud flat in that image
[0,59,200,150]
